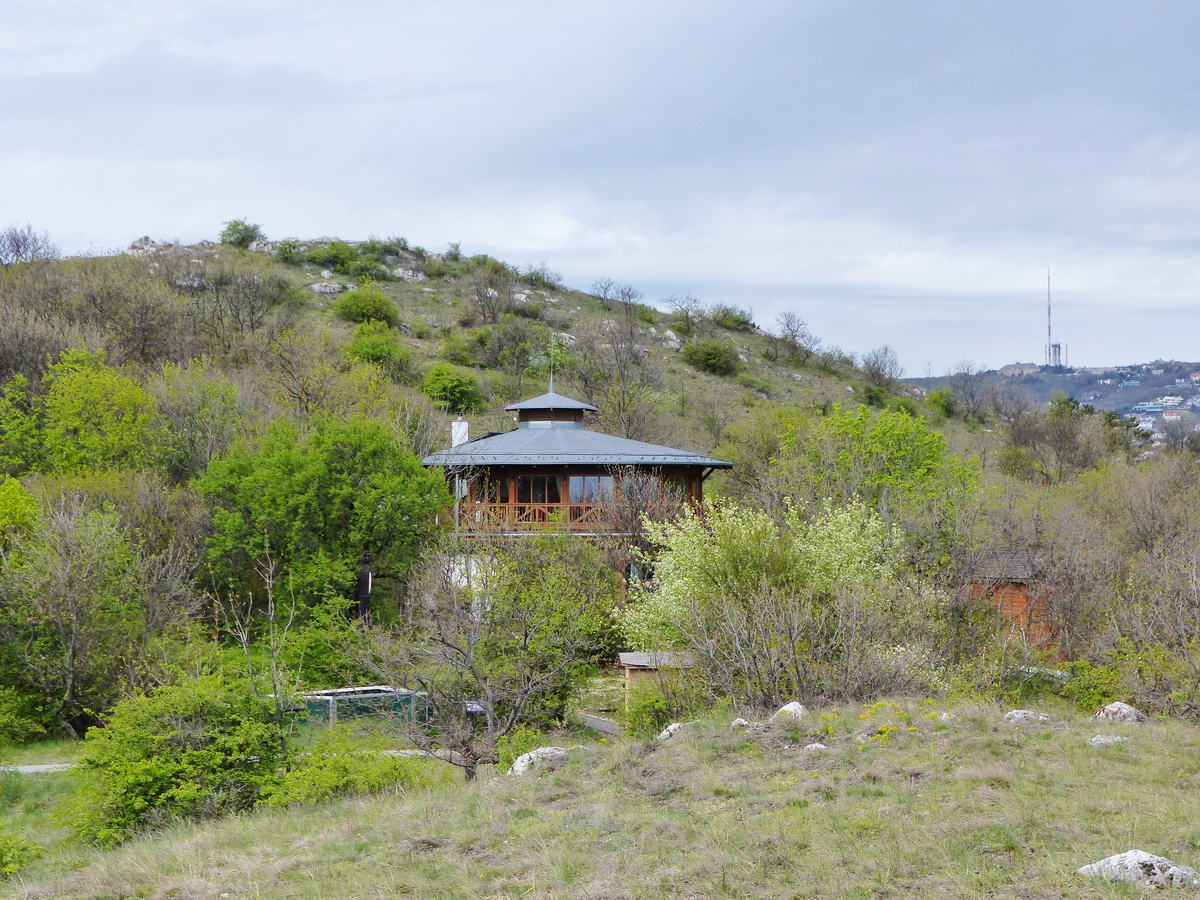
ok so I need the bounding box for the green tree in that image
[333,284,399,326]
[681,338,740,375]
[422,363,481,413]
[0,376,40,476]
[218,219,266,249]
[344,320,411,378]
[39,350,158,473]
[200,418,451,616]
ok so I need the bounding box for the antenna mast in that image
[1046,268,1052,368]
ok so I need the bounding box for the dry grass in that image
[8,699,1194,898]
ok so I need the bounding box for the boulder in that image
[769,702,808,724]
[508,746,568,776]
[310,282,348,294]
[247,240,271,253]
[664,340,682,351]
[393,267,427,283]
[1093,701,1147,724]
[1002,709,1053,723]
[127,235,170,256]
[803,742,828,751]
[1087,734,1130,747]
[321,269,333,278]
[729,718,751,731]
[1078,850,1200,889]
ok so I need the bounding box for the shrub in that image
[1059,660,1124,712]
[306,241,358,273]
[263,726,447,807]
[493,723,545,771]
[0,686,46,745]
[681,339,740,376]
[344,321,411,377]
[422,363,481,414]
[736,373,772,395]
[333,285,399,326]
[709,304,755,332]
[218,219,265,249]
[275,239,302,264]
[889,396,918,417]
[0,827,41,878]
[349,254,390,280]
[863,385,888,408]
[521,264,563,291]
[927,388,954,418]
[423,258,450,279]
[62,674,287,846]
[619,684,674,738]
[439,330,486,367]
[635,304,658,324]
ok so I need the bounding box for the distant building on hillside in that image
[968,551,1056,652]
[998,363,1041,376]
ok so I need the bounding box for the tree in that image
[946,360,988,422]
[621,500,948,707]
[466,266,514,325]
[218,219,266,249]
[0,223,58,267]
[667,295,704,336]
[422,363,481,414]
[147,358,247,482]
[364,532,619,779]
[333,285,399,326]
[200,418,451,618]
[681,338,740,375]
[861,345,902,389]
[777,312,820,366]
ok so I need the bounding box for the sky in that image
[4,0,1200,374]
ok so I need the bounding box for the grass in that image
[0,738,82,768]
[6,699,1194,898]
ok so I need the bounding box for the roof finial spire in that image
[548,359,554,393]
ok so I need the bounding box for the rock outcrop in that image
[508,746,568,776]
[1087,734,1130,747]
[1002,709,1054,724]
[1093,701,1147,724]
[1078,850,1200,889]
[656,722,689,742]
[769,702,808,724]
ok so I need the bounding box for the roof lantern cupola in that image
[504,380,597,428]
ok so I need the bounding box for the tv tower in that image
[1045,269,1062,368]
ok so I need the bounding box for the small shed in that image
[968,552,1055,649]
[616,651,694,707]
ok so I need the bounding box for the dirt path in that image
[0,762,75,774]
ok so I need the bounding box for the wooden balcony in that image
[454,501,615,533]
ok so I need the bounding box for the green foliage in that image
[147,358,246,482]
[0,476,38,550]
[439,330,485,367]
[888,396,918,417]
[619,684,673,738]
[263,726,447,807]
[218,219,265,249]
[493,724,545,771]
[708,304,755,332]
[863,385,888,408]
[681,339,740,376]
[348,254,389,280]
[735,374,771,395]
[0,827,41,878]
[63,674,286,846]
[1059,660,1124,712]
[344,320,411,377]
[333,285,399,326]
[422,363,481,414]
[926,388,954,418]
[0,377,39,476]
[279,596,371,689]
[520,264,563,291]
[0,686,46,745]
[635,304,658,324]
[200,418,450,613]
[39,349,158,474]
[423,257,450,279]
[274,239,302,263]
[306,241,358,273]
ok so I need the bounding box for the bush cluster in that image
[333,285,399,326]
[422,363,481,414]
[344,320,411,377]
[0,827,41,878]
[708,304,756,332]
[681,339,740,376]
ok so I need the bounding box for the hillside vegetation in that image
[8,700,1194,899]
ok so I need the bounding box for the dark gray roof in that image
[617,651,694,669]
[423,424,732,469]
[504,391,598,412]
[976,551,1040,582]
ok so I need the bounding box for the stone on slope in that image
[803,743,827,751]
[1087,734,1129,747]
[310,282,348,294]
[657,722,688,742]
[729,718,751,731]
[1003,709,1053,723]
[1078,850,1200,889]
[508,746,568,776]
[769,702,808,723]
[1093,701,1147,724]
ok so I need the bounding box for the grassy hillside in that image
[8,699,1196,898]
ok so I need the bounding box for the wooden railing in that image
[455,502,614,533]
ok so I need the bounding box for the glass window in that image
[569,475,613,503]
[517,475,560,504]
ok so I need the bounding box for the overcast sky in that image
[4,1,1200,373]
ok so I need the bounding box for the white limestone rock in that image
[393,267,427,283]
[803,742,828,751]
[1078,850,1200,889]
[657,722,688,742]
[321,269,333,278]
[664,340,682,351]
[729,718,751,731]
[769,702,808,724]
[310,282,348,294]
[1003,709,1053,723]
[508,746,568,776]
[1087,734,1130,747]
[1093,701,1147,724]
[937,712,958,722]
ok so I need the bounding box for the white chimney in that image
[451,418,469,447]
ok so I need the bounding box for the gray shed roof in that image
[504,391,598,412]
[617,651,694,669]
[975,551,1041,582]
[423,423,732,469]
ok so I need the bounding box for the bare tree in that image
[861,344,903,389]
[361,531,618,779]
[0,223,59,267]
[667,294,705,336]
[777,312,821,366]
[467,267,513,325]
[946,360,988,422]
